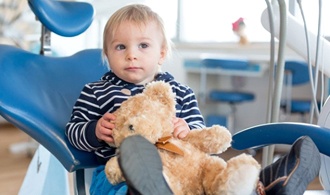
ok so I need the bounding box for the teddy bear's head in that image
[110,81,176,147]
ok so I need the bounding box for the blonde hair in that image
[102,4,172,60]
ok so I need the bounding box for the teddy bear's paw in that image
[204,125,232,153]
[185,125,232,154]
[224,153,261,195]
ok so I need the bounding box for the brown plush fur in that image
[105,81,261,195]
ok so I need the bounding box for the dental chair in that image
[0,0,108,194]
[1,0,329,195]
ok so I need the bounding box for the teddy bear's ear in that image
[144,81,175,108]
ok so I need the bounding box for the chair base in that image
[19,145,70,195]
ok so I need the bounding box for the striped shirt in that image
[65,71,205,163]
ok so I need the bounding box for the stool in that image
[208,90,255,131]
[202,58,255,132]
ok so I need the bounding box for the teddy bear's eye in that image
[128,124,135,132]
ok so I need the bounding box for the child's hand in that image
[172,117,190,139]
[96,113,116,143]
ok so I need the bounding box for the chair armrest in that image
[232,122,330,156]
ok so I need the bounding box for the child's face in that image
[105,20,166,85]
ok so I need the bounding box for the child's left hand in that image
[172,117,190,139]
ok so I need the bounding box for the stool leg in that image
[228,103,236,133]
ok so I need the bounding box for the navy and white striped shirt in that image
[66,71,205,163]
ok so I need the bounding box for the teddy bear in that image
[105,81,261,195]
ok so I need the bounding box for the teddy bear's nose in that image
[129,124,135,132]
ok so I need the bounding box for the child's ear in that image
[158,49,166,65]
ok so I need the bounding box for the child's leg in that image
[90,165,128,195]
[118,135,173,195]
[258,136,321,195]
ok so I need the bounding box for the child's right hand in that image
[96,113,116,144]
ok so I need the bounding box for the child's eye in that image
[139,43,148,49]
[115,44,126,50]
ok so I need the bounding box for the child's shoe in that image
[118,135,173,195]
[259,136,321,195]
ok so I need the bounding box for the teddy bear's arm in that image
[105,156,125,184]
[182,125,232,154]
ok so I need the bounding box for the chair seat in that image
[209,90,255,103]
[291,101,311,113]
[28,0,94,36]
[281,100,321,114]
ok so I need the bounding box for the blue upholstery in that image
[28,0,94,37]
[0,44,108,172]
[231,122,330,156]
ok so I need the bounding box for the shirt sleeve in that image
[65,84,107,152]
[176,86,206,130]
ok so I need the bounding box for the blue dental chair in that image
[1,0,330,194]
[0,0,108,194]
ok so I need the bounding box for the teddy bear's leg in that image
[201,156,229,195]
[222,153,261,195]
[105,156,125,184]
[202,153,260,195]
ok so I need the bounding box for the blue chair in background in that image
[202,59,255,131]
[280,60,319,122]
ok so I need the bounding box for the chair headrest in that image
[28,0,95,37]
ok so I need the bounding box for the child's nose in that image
[126,49,137,61]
